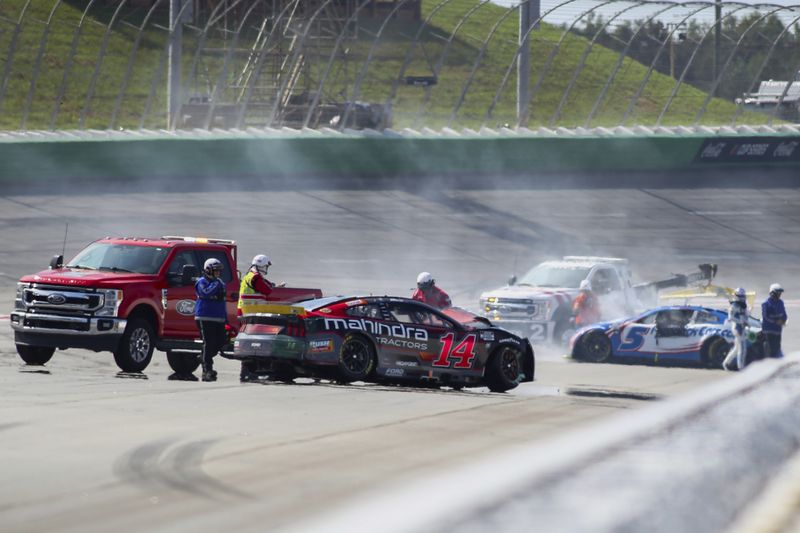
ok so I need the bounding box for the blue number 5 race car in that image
[570,305,764,368]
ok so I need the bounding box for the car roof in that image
[97,236,233,248]
[301,295,440,312]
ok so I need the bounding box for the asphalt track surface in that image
[1,178,799,532]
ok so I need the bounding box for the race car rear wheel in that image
[338,334,375,382]
[704,337,730,368]
[580,331,612,363]
[485,346,522,393]
[166,351,201,375]
[16,344,55,366]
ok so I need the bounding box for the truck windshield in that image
[518,265,589,288]
[66,243,169,275]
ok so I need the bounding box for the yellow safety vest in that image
[238,270,271,314]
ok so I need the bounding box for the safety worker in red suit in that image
[412,272,452,310]
[723,287,749,371]
[572,279,601,327]
[237,254,279,382]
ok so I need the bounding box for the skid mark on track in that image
[639,189,797,256]
[424,191,574,252]
[299,191,488,262]
[113,439,252,501]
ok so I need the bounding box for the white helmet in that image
[203,257,223,276]
[579,279,591,291]
[769,283,784,295]
[417,271,434,289]
[734,287,747,301]
[252,254,271,275]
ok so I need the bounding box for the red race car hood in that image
[19,268,154,287]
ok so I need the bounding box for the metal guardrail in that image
[0,0,798,132]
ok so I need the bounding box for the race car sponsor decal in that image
[618,325,733,352]
[377,337,427,350]
[345,299,368,307]
[308,339,333,353]
[396,360,419,367]
[323,318,428,341]
[385,368,404,377]
[480,331,495,341]
[433,333,477,369]
[176,299,196,316]
[498,337,521,345]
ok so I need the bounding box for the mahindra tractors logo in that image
[46,293,67,305]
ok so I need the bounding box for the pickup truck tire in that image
[17,345,55,366]
[114,318,155,373]
[485,345,522,392]
[166,351,201,375]
[337,334,375,382]
[580,331,612,363]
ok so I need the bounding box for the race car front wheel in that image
[485,346,522,393]
[338,334,376,382]
[580,331,612,363]
[704,337,730,368]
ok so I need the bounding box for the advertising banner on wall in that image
[694,137,800,163]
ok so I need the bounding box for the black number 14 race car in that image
[231,296,535,392]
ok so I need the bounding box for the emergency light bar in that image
[562,256,629,265]
[161,235,236,245]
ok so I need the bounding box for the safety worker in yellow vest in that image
[238,254,276,382]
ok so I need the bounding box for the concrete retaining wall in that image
[0,129,798,183]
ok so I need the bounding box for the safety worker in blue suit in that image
[195,258,228,382]
[761,283,787,358]
[723,287,749,371]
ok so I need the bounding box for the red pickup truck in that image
[10,236,322,374]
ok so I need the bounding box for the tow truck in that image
[10,236,322,374]
[479,257,717,345]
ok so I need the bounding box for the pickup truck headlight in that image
[14,282,26,310]
[95,289,123,317]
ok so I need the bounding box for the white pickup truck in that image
[479,256,716,345]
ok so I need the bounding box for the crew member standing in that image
[195,258,228,382]
[573,280,601,327]
[412,272,452,310]
[238,254,275,382]
[762,283,787,358]
[723,287,749,371]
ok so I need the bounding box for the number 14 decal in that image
[433,333,477,368]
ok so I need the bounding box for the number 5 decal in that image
[433,333,477,369]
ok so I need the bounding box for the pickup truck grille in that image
[22,315,91,332]
[23,285,103,314]
[484,298,548,320]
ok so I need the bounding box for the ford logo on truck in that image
[176,300,196,316]
[47,293,67,305]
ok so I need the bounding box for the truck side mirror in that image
[181,264,199,286]
[508,275,517,286]
[50,254,64,269]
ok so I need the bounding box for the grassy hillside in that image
[0,0,768,130]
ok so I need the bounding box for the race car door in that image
[382,301,451,374]
[615,309,694,361]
